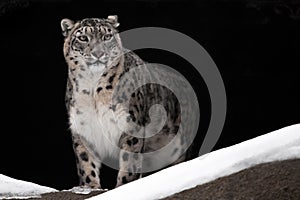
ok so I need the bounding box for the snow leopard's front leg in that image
[72,134,102,189]
[116,133,144,187]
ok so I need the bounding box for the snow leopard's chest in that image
[69,103,122,160]
[68,74,125,160]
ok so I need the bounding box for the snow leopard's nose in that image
[91,49,104,59]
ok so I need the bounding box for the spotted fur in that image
[61,16,191,188]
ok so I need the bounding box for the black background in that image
[0,0,299,190]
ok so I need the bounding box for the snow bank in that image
[0,174,57,199]
[87,124,300,200]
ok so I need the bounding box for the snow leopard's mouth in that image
[87,60,107,66]
[87,61,106,72]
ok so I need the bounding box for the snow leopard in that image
[61,16,197,188]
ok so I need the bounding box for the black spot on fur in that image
[122,176,127,184]
[80,152,89,162]
[134,105,139,113]
[109,104,116,111]
[129,110,134,116]
[74,61,78,65]
[132,116,136,122]
[79,168,85,176]
[108,74,116,83]
[74,143,79,148]
[82,89,90,95]
[128,172,132,176]
[118,72,125,79]
[106,85,113,90]
[173,125,179,134]
[162,125,170,133]
[97,87,103,93]
[140,105,144,111]
[122,152,129,161]
[132,137,138,145]
[86,176,91,184]
[91,162,96,168]
[91,170,96,177]
[102,72,108,77]
[127,140,132,146]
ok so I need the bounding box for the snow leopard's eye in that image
[78,35,89,42]
[103,34,112,41]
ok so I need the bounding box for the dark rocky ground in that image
[30,190,103,200]
[164,159,300,200]
[27,159,299,200]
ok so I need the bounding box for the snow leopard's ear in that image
[61,18,74,37]
[107,15,120,28]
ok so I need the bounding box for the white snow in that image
[87,124,300,200]
[62,186,107,195]
[0,174,57,199]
